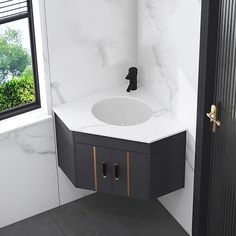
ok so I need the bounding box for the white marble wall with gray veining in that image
[44,0,137,205]
[0,118,59,228]
[137,0,201,234]
[45,0,137,106]
[0,1,60,228]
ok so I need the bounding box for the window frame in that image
[0,0,41,121]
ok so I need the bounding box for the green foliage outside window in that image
[0,67,35,111]
[0,28,35,112]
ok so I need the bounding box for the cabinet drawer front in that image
[111,150,127,197]
[96,147,112,193]
[75,143,95,190]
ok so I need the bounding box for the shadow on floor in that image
[0,193,189,236]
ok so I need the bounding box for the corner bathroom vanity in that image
[53,86,186,200]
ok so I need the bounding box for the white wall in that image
[137,0,201,234]
[45,0,137,106]
[0,118,59,228]
[0,0,60,229]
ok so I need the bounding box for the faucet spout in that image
[127,84,132,92]
[125,67,138,92]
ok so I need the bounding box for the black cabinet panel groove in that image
[56,133,74,160]
[55,115,73,141]
[150,143,186,165]
[151,155,185,174]
[57,147,76,186]
[151,166,185,188]
[55,115,77,186]
[129,152,149,200]
[151,178,185,198]
[150,132,186,153]
[75,143,95,190]
[55,114,186,200]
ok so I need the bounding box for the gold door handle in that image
[206,105,221,132]
[206,113,221,126]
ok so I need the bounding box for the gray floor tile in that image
[0,212,64,236]
[49,193,189,236]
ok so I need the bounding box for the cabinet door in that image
[111,150,127,197]
[129,152,149,200]
[75,143,95,190]
[96,147,112,193]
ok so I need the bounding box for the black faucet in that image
[125,67,138,92]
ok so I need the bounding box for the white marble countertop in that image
[53,85,186,143]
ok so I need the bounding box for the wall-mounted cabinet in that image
[55,115,186,200]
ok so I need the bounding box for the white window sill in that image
[0,108,52,135]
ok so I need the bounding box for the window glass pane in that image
[0,18,36,113]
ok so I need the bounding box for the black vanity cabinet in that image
[55,114,186,200]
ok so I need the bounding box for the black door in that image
[207,0,236,234]
[193,0,236,235]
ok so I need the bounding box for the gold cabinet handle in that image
[102,161,107,179]
[114,164,119,181]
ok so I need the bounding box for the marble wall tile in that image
[0,119,59,228]
[0,1,58,228]
[45,0,137,106]
[137,0,201,234]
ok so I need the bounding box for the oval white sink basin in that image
[91,98,152,126]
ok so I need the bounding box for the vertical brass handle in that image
[114,164,119,180]
[206,104,221,132]
[102,161,107,179]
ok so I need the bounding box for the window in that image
[0,0,40,120]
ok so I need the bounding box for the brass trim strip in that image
[93,146,98,191]
[127,152,130,197]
